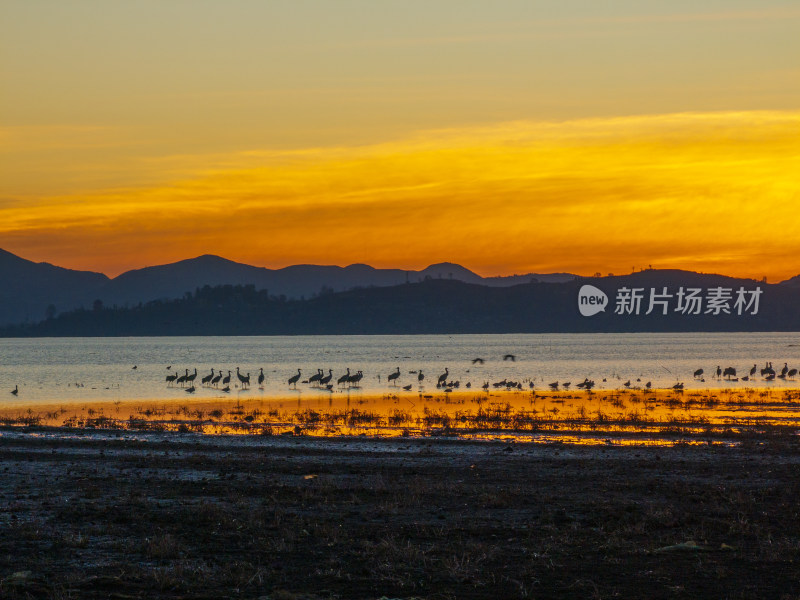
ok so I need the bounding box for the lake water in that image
[1,332,800,405]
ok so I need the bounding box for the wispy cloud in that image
[2,110,799,279]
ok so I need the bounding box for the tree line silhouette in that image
[0,277,797,337]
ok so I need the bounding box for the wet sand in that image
[1,424,800,599]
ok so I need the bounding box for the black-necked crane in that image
[693,368,704,379]
[222,370,232,386]
[781,363,789,378]
[349,370,363,387]
[176,369,189,387]
[258,368,265,387]
[789,368,798,379]
[418,370,424,384]
[750,364,757,378]
[472,358,485,364]
[288,369,301,388]
[437,368,449,387]
[237,367,250,388]
[201,369,215,386]
[715,366,722,379]
[166,371,178,386]
[186,368,198,386]
[387,367,400,385]
[337,368,350,386]
[503,354,516,361]
[308,369,323,386]
[320,369,333,386]
[11,385,18,395]
[185,385,195,393]
[402,384,412,391]
[211,370,223,387]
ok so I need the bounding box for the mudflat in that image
[1,429,799,599]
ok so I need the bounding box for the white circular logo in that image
[578,284,608,316]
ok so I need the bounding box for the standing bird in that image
[222,370,232,386]
[437,368,449,387]
[166,371,178,386]
[211,370,223,387]
[319,369,333,386]
[308,369,323,386]
[11,385,18,395]
[236,367,250,387]
[258,368,265,387]
[201,369,215,386]
[337,368,351,387]
[186,368,198,386]
[288,369,302,388]
[715,366,722,379]
[418,370,424,384]
[387,367,401,385]
[750,364,758,378]
[236,367,250,389]
[781,363,789,378]
[693,368,704,379]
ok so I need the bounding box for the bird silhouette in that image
[320,369,333,386]
[236,367,250,389]
[418,370,424,383]
[201,369,215,386]
[258,368,265,386]
[402,384,412,391]
[349,370,363,387]
[337,368,351,386]
[288,369,302,388]
[11,385,18,396]
[503,354,516,361]
[387,367,401,385]
[437,368,449,386]
[472,358,485,364]
[308,369,323,386]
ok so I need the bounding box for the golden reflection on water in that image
[2,388,799,447]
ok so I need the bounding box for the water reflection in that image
[2,387,800,447]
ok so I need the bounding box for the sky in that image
[1,1,798,280]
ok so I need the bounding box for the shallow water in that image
[1,332,799,405]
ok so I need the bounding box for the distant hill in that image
[1,247,795,331]
[0,249,109,326]
[2,271,797,336]
[0,248,575,326]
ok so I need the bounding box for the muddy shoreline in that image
[2,428,800,599]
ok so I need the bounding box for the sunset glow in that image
[2,1,799,279]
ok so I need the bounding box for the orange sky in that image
[2,2,799,280]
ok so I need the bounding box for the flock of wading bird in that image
[159,358,800,395]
